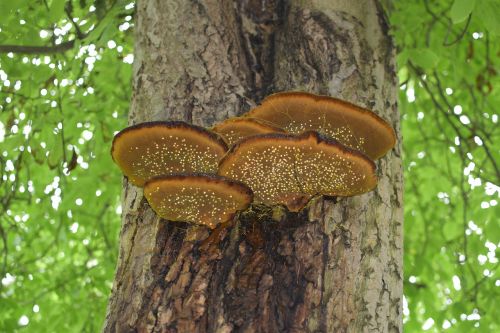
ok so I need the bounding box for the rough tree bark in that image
[104,0,403,332]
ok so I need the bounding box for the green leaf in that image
[409,49,439,69]
[46,132,63,169]
[49,0,67,22]
[397,50,409,68]
[31,146,47,165]
[0,1,19,16]
[97,24,115,47]
[450,0,476,24]
[475,0,500,35]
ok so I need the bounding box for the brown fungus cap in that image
[111,121,227,186]
[212,117,285,146]
[144,173,253,228]
[245,91,396,160]
[218,131,377,212]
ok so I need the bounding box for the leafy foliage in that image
[0,0,497,332]
[390,0,499,331]
[0,0,133,331]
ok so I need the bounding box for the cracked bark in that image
[103,0,403,332]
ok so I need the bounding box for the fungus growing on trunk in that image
[144,173,253,228]
[245,91,396,160]
[212,117,285,146]
[111,121,227,186]
[218,131,377,211]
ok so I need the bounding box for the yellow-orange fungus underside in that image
[212,117,285,146]
[245,91,396,160]
[111,121,227,186]
[144,173,253,228]
[218,131,377,212]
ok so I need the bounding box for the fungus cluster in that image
[218,131,377,211]
[144,174,253,228]
[112,92,395,225]
[111,121,253,228]
[245,92,396,160]
[111,121,227,186]
[212,118,285,146]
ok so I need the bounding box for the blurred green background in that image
[0,0,498,332]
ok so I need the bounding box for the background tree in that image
[391,1,499,331]
[0,0,497,332]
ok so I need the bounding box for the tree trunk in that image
[103,0,403,332]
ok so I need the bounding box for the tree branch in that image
[0,40,76,54]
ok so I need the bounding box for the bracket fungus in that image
[245,91,396,160]
[111,121,227,186]
[144,173,253,228]
[212,117,285,146]
[218,131,377,211]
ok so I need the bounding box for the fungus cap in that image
[111,121,227,186]
[212,117,285,146]
[144,173,253,228]
[245,91,396,160]
[218,131,377,211]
